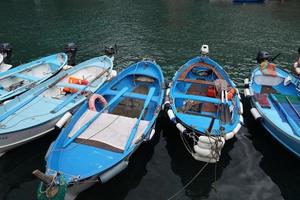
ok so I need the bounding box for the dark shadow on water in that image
[243,96,300,200]
[0,131,58,200]
[161,112,233,200]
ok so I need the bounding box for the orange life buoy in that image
[227,88,236,100]
[63,76,89,93]
[88,94,108,111]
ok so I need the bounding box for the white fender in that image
[55,112,72,129]
[239,101,243,114]
[167,109,176,122]
[2,99,12,105]
[197,139,224,149]
[244,78,249,87]
[250,108,262,120]
[163,101,170,110]
[193,153,219,163]
[193,145,217,158]
[233,123,242,135]
[235,88,241,100]
[198,136,225,148]
[244,88,251,97]
[240,115,244,124]
[166,88,170,96]
[196,142,214,150]
[176,123,186,133]
[149,129,155,140]
[224,131,235,140]
[108,70,117,80]
[198,136,214,144]
[99,161,128,183]
[63,65,73,70]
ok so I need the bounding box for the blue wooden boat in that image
[35,60,164,200]
[164,46,243,163]
[0,53,68,103]
[0,55,114,156]
[244,61,300,157]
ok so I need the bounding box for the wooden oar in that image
[269,94,300,137]
[51,67,111,114]
[124,87,156,151]
[62,87,129,148]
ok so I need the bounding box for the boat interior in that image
[175,62,234,123]
[68,74,161,152]
[252,70,300,126]
[0,63,59,95]
[41,66,106,101]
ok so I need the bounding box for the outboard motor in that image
[256,51,270,64]
[64,42,77,66]
[200,44,209,57]
[0,43,13,64]
[104,44,117,58]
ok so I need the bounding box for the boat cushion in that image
[68,111,149,152]
[254,75,283,86]
[254,93,271,108]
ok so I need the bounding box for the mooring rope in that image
[167,162,210,200]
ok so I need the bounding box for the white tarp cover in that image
[254,75,283,86]
[68,110,149,151]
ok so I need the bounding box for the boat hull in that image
[249,97,300,157]
[0,106,79,155]
[246,65,300,157]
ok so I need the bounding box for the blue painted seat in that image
[56,82,87,90]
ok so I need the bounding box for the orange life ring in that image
[63,76,89,93]
[88,94,108,111]
[227,88,236,100]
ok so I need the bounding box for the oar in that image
[124,87,156,151]
[0,73,68,122]
[50,67,111,114]
[285,96,300,119]
[269,94,300,137]
[62,87,129,148]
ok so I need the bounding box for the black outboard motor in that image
[64,42,77,66]
[104,44,117,57]
[0,43,13,63]
[256,51,270,64]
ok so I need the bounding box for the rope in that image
[167,162,209,200]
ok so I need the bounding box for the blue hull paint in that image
[249,65,300,157]
[43,60,164,193]
[0,55,113,154]
[169,56,242,137]
[0,53,67,103]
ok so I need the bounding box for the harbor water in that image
[0,0,300,199]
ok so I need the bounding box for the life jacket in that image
[63,76,89,93]
[260,61,277,76]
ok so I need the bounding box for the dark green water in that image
[0,0,300,199]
